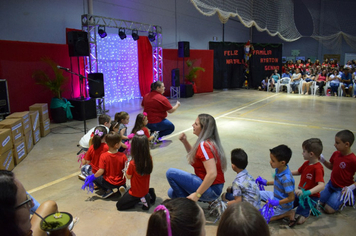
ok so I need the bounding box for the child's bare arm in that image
[120,128,128,140]
[227,196,242,206]
[291,170,300,176]
[320,155,333,170]
[279,191,295,205]
[266,180,274,185]
[309,182,325,195]
[94,169,104,178]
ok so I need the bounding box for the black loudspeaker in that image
[68,98,97,121]
[0,80,10,115]
[180,84,194,98]
[171,69,180,87]
[178,41,190,58]
[88,73,105,98]
[67,31,90,57]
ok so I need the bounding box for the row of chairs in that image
[267,78,350,96]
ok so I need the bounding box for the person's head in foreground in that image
[146,198,206,236]
[216,202,270,236]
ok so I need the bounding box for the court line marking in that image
[27,93,279,194]
[27,172,79,194]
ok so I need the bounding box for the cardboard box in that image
[6,111,31,134]
[33,128,41,145]
[0,149,14,171]
[29,103,49,123]
[0,118,23,144]
[0,129,12,154]
[30,111,40,132]
[13,139,27,165]
[40,118,50,137]
[24,130,33,153]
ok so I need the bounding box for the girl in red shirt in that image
[131,112,159,144]
[116,131,155,211]
[81,126,108,177]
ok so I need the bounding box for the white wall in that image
[0,0,250,49]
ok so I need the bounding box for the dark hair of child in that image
[231,148,248,169]
[336,130,355,146]
[131,134,152,176]
[92,126,108,150]
[105,132,122,148]
[0,170,22,236]
[109,121,119,132]
[150,81,163,91]
[269,144,292,163]
[114,111,129,124]
[98,114,111,125]
[146,198,204,236]
[131,113,145,134]
[302,138,323,157]
[216,202,270,236]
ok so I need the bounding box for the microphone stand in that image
[62,69,97,134]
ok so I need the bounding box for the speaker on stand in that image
[67,31,90,57]
[88,73,107,115]
[178,42,191,98]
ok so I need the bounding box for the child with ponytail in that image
[116,130,155,210]
[81,126,109,178]
[131,112,159,143]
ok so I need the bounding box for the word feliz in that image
[223,49,273,57]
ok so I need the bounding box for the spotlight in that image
[119,28,126,40]
[132,29,139,41]
[148,32,156,42]
[98,26,107,38]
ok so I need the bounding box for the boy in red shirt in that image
[320,130,356,214]
[290,138,325,226]
[93,132,127,198]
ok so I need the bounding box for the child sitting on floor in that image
[221,148,261,209]
[80,126,109,179]
[91,132,127,198]
[290,138,325,227]
[319,130,356,213]
[116,130,155,211]
[256,144,295,222]
[131,112,159,144]
[79,114,111,149]
[114,111,130,151]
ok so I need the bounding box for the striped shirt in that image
[273,165,295,211]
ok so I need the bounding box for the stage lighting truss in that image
[82,14,163,81]
[98,26,107,38]
[119,28,127,40]
[148,32,156,42]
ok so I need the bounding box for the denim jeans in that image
[330,82,340,95]
[320,180,343,210]
[147,118,175,138]
[293,194,319,217]
[290,80,300,92]
[166,168,223,202]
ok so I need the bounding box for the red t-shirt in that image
[141,91,173,124]
[297,161,324,197]
[99,152,127,186]
[84,143,108,173]
[142,127,150,138]
[330,151,356,188]
[127,160,151,197]
[191,141,225,185]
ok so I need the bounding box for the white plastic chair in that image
[276,77,291,93]
[339,82,353,96]
[298,80,304,94]
[267,79,277,93]
[312,81,329,96]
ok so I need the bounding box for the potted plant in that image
[32,58,72,123]
[182,59,205,96]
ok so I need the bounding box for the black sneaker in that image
[102,189,114,199]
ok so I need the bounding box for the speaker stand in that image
[95,97,107,115]
[170,86,180,99]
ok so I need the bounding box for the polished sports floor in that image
[14,89,356,235]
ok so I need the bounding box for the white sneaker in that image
[119,186,126,196]
[78,174,86,180]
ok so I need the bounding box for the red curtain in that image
[137,37,153,96]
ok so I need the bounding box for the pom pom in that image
[259,202,275,223]
[81,174,96,193]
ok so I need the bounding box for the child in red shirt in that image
[93,132,127,198]
[81,126,109,177]
[320,130,356,214]
[131,112,159,144]
[290,138,325,226]
[116,130,156,211]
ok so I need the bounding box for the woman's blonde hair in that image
[187,114,226,171]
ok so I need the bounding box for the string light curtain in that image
[96,34,141,104]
